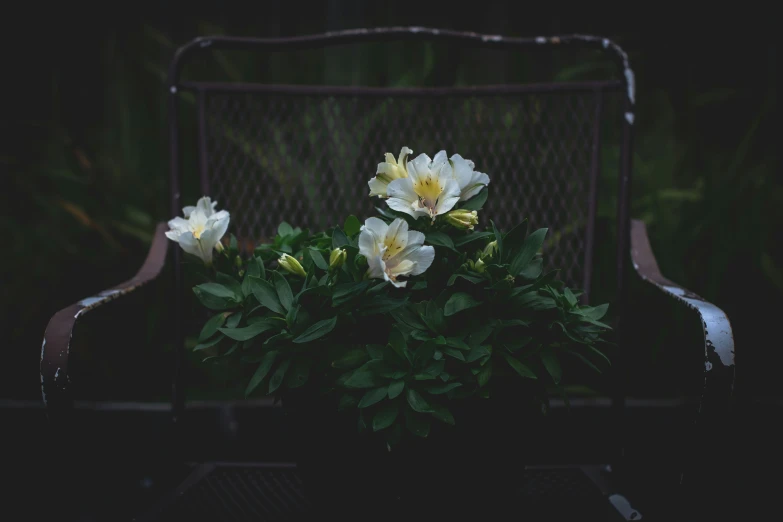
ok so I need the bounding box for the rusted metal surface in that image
[40,223,169,412]
[630,219,735,486]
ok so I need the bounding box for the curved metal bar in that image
[630,219,735,484]
[166,28,634,118]
[40,223,170,411]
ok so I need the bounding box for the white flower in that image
[368,146,413,198]
[449,153,490,201]
[166,196,230,266]
[358,217,435,288]
[183,196,219,218]
[386,151,461,221]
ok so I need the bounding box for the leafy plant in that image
[176,148,612,446]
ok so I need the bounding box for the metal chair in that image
[41,27,735,521]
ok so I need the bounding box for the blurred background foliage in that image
[1,2,777,403]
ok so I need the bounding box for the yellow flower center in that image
[192,224,205,239]
[413,176,443,217]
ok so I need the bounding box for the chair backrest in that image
[168,28,634,415]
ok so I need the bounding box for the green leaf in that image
[271,272,294,312]
[413,340,438,368]
[247,276,284,315]
[193,335,223,351]
[430,404,455,425]
[344,215,362,236]
[219,319,278,341]
[338,394,358,411]
[199,313,228,342]
[332,349,369,369]
[466,344,491,363]
[216,273,243,300]
[391,306,428,331]
[510,228,547,276]
[519,258,543,279]
[278,222,294,237]
[566,348,602,374]
[405,388,432,413]
[459,186,488,211]
[587,345,612,366]
[441,347,466,361]
[366,344,385,360]
[360,295,408,315]
[268,358,291,393]
[502,353,537,379]
[467,323,494,348]
[332,280,371,307]
[405,410,431,438]
[245,350,278,396]
[332,227,349,248]
[359,386,389,408]
[388,380,405,399]
[193,284,239,310]
[293,317,337,343]
[246,256,264,278]
[444,292,481,316]
[477,361,493,387]
[308,248,329,270]
[563,288,578,308]
[225,312,242,329]
[425,231,456,251]
[491,220,504,260]
[422,299,446,334]
[285,304,299,327]
[425,382,462,394]
[540,347,562,384]
[344,369,382,389]
[453,231,495,247]
[447,273,484,286]
[285,359,311,388]
[373,401,399,431]
[501,220,529,255]
[579,303,609,321]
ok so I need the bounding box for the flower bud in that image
[278,253,307,277]
[482,240,497,259]
[474,258,486,273]
[445,209,479,230]
[329,248,347,270]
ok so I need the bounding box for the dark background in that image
[0,2,778,518]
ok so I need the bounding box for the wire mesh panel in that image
[201,86,610,289]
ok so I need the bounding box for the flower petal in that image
[167,216,190,232]
[368,176,390,198]
[177,232,203,258]
[407,245,436,276]
[182,206,196,218]
[207,214,230,244]
[165,230,182,241]
[433,175,461,216]
[363,217,389,239]
[432,150,449,168]
[397,146,413,165]
[406,230,425,248]
[196,197,215,216]
[450,154,474,191]
[367,253,387,279]
[460,171,491,201]
[383,218,408,257]
[386,178,422,217]
[407,153,431,184]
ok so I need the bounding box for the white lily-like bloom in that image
[166,196,230,266]
[368,146,413,198]
[449,153,490,201]
[386,152,461,221]
[183,196,219,218]
[359,217,435,288]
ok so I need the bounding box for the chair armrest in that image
[630,219,735,415]
[40,223,170,411]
